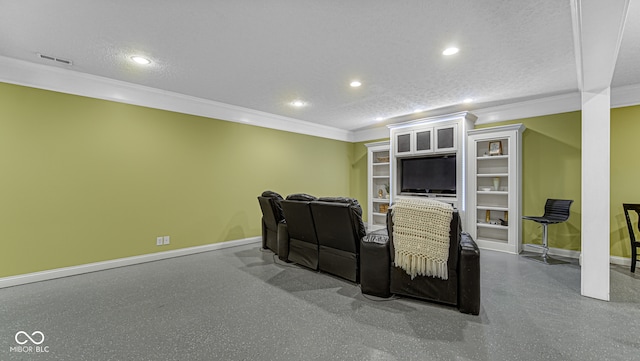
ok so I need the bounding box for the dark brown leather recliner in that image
[310,197,367,283]
[279,194,319,268]
[257,190,285,254]
[387,209,481,315]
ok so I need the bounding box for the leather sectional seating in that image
[360,208,480,315]
[278,194,367,283]
[258,191,480,314]
[257,190,285,254]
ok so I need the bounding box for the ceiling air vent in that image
[37,53,73,66]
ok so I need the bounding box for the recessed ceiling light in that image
[350,81,362,87]
[375,117,384,121]
[463,98,473,103]
[442,47,459,56]
[131,56,151,65]
[290,100,306,107]
[413,109,423,113]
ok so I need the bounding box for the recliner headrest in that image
[286,193,318,201]
[261,190,284,200]
[260,190,285,221]
[317,196,360,207]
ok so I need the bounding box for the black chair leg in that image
[632,246,637,273]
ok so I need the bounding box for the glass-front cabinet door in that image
[414,128,433,154]
[434,124,457,153]
[395,131,412,155]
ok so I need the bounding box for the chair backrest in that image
[310,197,366,253]
[258,197,279,230]
[622,203,640,245]
[542,199,573,222]
[281,198,318,245]
[257,190,284,231]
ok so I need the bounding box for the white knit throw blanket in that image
[393,198,453,280]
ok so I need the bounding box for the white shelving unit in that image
[466,124,525,254]
[365,141,391,231]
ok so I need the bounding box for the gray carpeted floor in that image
[0,243,638,361]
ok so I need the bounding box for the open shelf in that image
[477,223,508,230]
[477,155,509,160]
[477,173,509,177]
[477,205,509,211]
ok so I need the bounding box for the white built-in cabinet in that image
[394,123,458,156]
[466,124,525,254]
[388,112,477,220]
[365,141,391,231]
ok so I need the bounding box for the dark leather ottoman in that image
[360,233,391,298]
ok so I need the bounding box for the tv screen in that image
[400,155,456,194]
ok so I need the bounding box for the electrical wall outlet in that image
[163,236,170,245]
[156,236,164,246]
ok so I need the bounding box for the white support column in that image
[580,89,610,301]
[571,0,629,301]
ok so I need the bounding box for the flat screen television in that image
[400,155,456,195]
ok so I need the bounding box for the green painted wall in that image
[0,82,353,277]
[611,105,640,259]
[2,80,637,278]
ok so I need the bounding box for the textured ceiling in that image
[0,1,637,131]
[613,0,640,87]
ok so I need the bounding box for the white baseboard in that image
[522,244,581,259]
[609,255,632,267]
[0,237,261,289]
[522,244,632,266]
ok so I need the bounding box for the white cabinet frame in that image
[365,141,391,231]
[466,124,525,254]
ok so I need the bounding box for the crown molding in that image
[611,83,640,108]
[0,56,352,142]
[353,86,640,141]
[387,111,478,130]
[351,126,390,143]
[472,92,583,125]
[2,56,640,144]
[352,94,583,141]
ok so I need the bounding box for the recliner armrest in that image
[277,221,291,262]
[458,232,480,315]
[460,232,479,252]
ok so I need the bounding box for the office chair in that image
[522,199,573,264]
[622,203,640,273]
